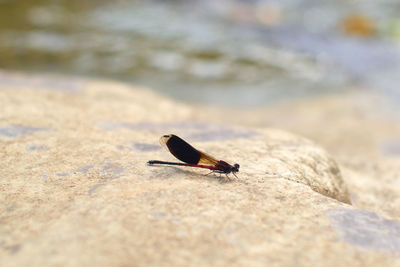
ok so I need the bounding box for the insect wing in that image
[160,134,201,164]
[197,150,219,166]
[159,134,219,166]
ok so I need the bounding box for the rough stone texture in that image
[1,71,400,266]
[197,91,400,221]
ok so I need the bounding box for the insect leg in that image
[205,170,214,176]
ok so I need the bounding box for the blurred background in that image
[1,0,400,107]
[1,0,400,212]
[1,0,400,155]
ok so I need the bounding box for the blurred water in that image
[0,0,399,106]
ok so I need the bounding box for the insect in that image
[147,134,239,178]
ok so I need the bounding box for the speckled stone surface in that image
[197,91,400,221]
[1,71,400,266]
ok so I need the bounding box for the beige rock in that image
[1,71,400,266]
[194,91,400,220]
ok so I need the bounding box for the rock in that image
[196,91,400,221]
[1,71,399,266]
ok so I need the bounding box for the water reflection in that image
[0,0,399,106]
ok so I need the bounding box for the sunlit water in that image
[0,0,399,106]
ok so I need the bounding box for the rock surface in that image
[1,71,400,266]
[196,91,400,221]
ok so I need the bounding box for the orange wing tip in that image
[159,134,172,146]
